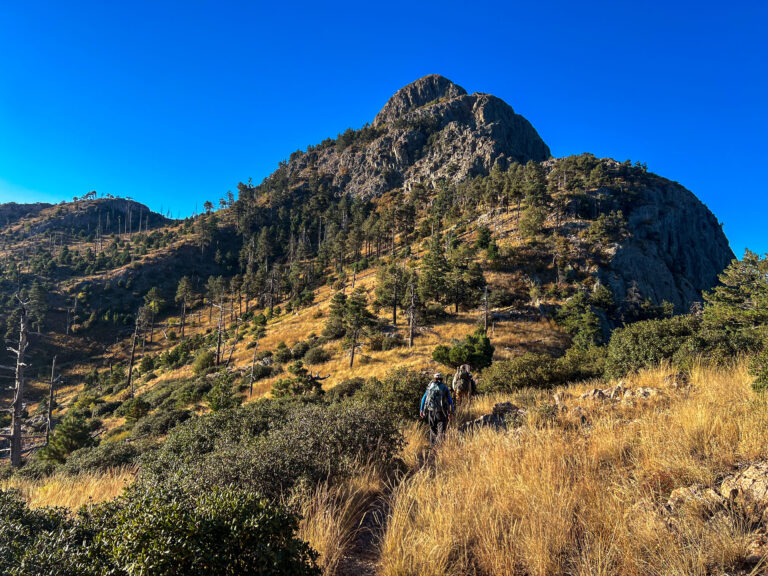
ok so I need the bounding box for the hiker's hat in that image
[433,372,442,380]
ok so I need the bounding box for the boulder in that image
[623,387,659,400]
[553,391,572,406]
[459,402,526,433]
[579,388,606,400]
[665,485,726,517]
[720,463,768,524]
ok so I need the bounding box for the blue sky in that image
[1,1,765,255]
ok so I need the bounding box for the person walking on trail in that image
[452,364,476,407]
[420,372,454,446]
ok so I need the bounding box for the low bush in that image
[192,349,216,376]
[132,409,192,438]
[605,315,700,379]
[432,328,494,371]
[274,342,292,364]
[0,483,320,575]
[38,413,97,465]
[481,353,556,392]
[142,399,402,502]
[290,340,310,360]
[303,346,330,365]
[481,346,608,393]
[357,367,427,421]
[325,377,366,403]
[91,400,121,418]
[62,439,150,475]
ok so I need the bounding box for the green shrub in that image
[118,397,151,424]
[481,353,556,392]
[38,413,96,465]
[62,439,149,475]
[142,399,401,502]
[290,340,310,359]
[206,372,242,412]
[273,342,292,364]
[381,333,405,351]
[139,355,155,373]
[605,315,700,379]
[481,346,608,393]
[0,483,320,576]
[91,400,121,418]
[303,346,330,365]
[132,409,192,438]
[475,225,492,249]
[192,349,215,376]
[91,482,320,575]
[750,345,768,393]
[358,367,427,421]
[272,361,323,399]
[432,328,494,370]
[325,377,366,403]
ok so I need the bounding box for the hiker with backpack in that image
[452,364,476,407]
[420,372,454,446]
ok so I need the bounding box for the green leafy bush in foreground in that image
[0,483,320,576]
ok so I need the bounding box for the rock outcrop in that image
[286,75,550,198]
[459,401,527,432]
[601,174,734,312]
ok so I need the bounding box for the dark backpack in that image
[425,381,449,415]
[456,371,473,392]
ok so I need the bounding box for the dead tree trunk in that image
[126,316,139,399]
[249,343,259,397]
[180,299,187,339]
[215,301,224,365]
[483,285,489,334]
[9,300,29,468]
[45,356,57,446]
[407,281,416,348]
[225,320,242,368]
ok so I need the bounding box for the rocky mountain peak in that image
[286,75,550,197]
[373,74,468,126]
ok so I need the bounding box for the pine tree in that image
[323,292,347,340]
[27,281,48,333]
[703,250,768,352]
[418,235,449,305]
[343,288,376,368]
[375,263,411,325]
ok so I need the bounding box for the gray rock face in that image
[373,74,467,126]
[601,176,734,311]
[287,75,550,198]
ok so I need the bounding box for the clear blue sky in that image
[1,1,765,255]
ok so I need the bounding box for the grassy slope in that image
[5,361,761,574]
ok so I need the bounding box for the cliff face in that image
[603,176,734,311]
[287,75,551,197]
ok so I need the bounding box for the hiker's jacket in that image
[420,381,454,415]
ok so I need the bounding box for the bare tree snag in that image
[45,356,59,446]
[126,313,140,399]
[9,298,29,467]
[407,281,416,348]
[248,342,259,397]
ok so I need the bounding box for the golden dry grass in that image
[1,467,135,510]
[298,464,386,575]
[378,362,764,576]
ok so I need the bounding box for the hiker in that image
[452,364,476,407]
[420,372,454,445]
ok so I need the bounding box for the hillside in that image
[0,74,759,576]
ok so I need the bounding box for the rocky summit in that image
[287,74,550,197]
